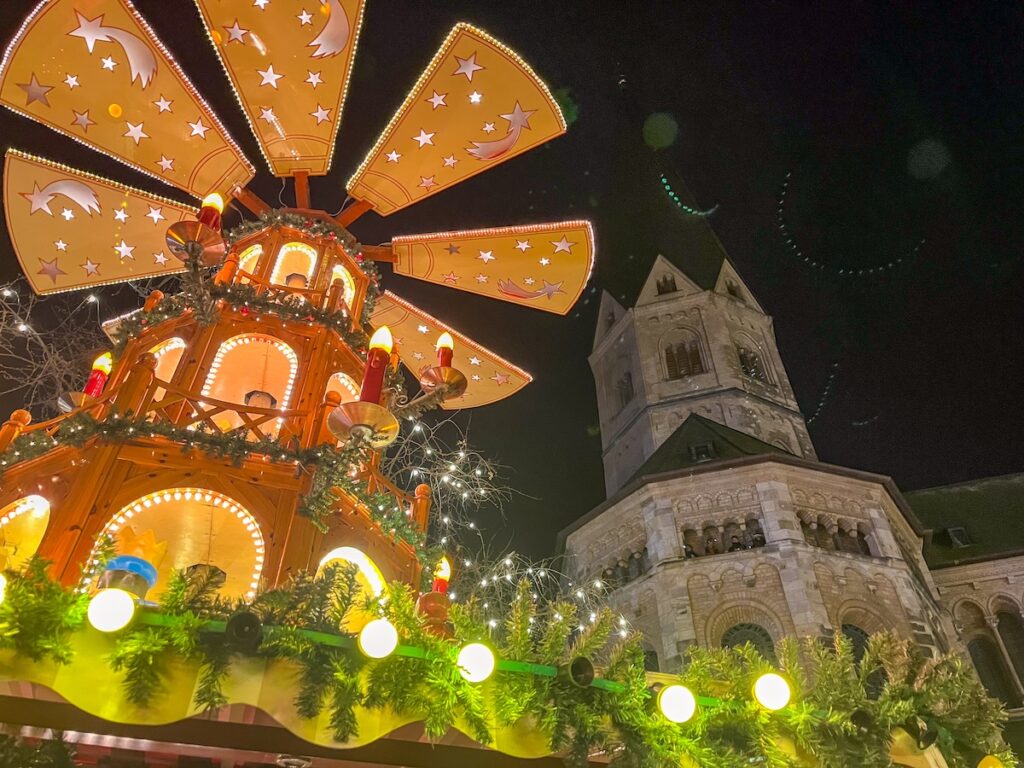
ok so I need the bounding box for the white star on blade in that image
[146,206,165,224]
[61,209,74,221]
[259,107,277,123]
[225,20,248,43]
[386,150,401,163]
[101,57,117,71]
[482,122,496,133]
[418,176,436,190]
[188,118,210,138]
[254,0,270,8]
[516,240,531,252]
[472,374,481,381]
[157,155,174,172]
[297,10,313,25]
[500,101,536,131]
[468,356,482,366]
[539,258,550,266]
[452,53,484,81]
[477,250,495,263]
[153,252,168,265]
[113,208,129,223]
[81,258,100,275]
[412,351,424,360]
[306,71,323,88]
[69,13,106,52]
[22,184,54,214]
[64,74,79,89]
[551,235,576,253]
[154,96,172,112]
[124,121,148,144]
[71,109,95,132]
[417,324,429,334]
[413,129,435,147]
[427,91,447,109]
[311,105,331,124]
[54,240,67,251]
[114,240,135,260]
[475,274,488,283]
[258,65,283,88]
[468,91,482,104]
[524,277,535,285]
[443,155,458,167]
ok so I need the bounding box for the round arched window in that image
[841,623,871,663]
[721,622,776,661]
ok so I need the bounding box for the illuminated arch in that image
[149,337,186,383]
[237,244,263,283]
[202,334,299,410]
[330,264,357,309]
[91,488,265,600]
[318,546,386,630]
[326,372,359,404]
[271,242,318,285]
[0,495,50,570]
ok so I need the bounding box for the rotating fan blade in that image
[0,0,255,198]
[346,23,566,216]
[4,149,195,295]
[193,0,366,178]
[391,220,595,315]
[371,291,532,409]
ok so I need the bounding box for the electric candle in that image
[435,332,454,367]
[359,326,393,403]
[84,352,113,398]
[197,192,224,230]
[432,556,452,593]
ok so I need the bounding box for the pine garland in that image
[0,558,87,662]
[0,734,76,768]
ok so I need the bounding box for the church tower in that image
[590,227,815,495]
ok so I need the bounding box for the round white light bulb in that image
[87,588,136,633]
[358,618,399,659]
[658,684,697,723]
[457,642,495,683]
[752,672,791,710]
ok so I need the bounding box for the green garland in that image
[0,563,1015,768]
[0,734,75,768]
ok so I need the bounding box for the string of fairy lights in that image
[658,174,718,217]
[776,172,925,278]
[805,362,839,425]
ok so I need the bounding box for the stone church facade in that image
[560,221,1024,745]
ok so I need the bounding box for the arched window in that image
[664,331,705,381]
[149,337,186,385]
[615,371,634,412]
[643,649,660,672]
[326,372,360,405]
[721,622,776,661]
[655,274,677,295]
[89,488,265,601]
[841,623,871,664]
[997,611,1024,683]
[237,244,263,283]
[330,264,357,309]
[800,519,818,546]
[968,637,1020,707]
[271,242,318,285]
[725,279,744,302]
[0,496,50,570]
[737,345,767,382]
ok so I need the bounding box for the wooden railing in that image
[231,267,350,316]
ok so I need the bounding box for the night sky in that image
[0,1,1022,559]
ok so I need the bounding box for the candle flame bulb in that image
[198,192,225,230]
[432,555,452,593]
[435,332,454,367]
[369,325,394,353]
[84,351,113,397]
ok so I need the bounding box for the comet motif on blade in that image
[497,278,565,300]
[309,0,351,58]
[69,13,158,87]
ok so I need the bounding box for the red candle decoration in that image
[359,326,393,404]
[432,556,452,594]
[84,352,113,398]
[435,332,454,368]
[197,192,224,230]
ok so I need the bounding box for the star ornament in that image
[453,52,484,81]
[37,257,66,284]
[17,73,53,106]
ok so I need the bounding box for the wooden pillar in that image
[111,353,157,418]
[0,410,31,452]
[411,483,431,533]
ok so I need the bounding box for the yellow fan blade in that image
[391,220,595,316]
[0,0,254,197]
[370,291,532,409]
[347,23,566,216]
[3,149,195,295]
[193,0,366,178]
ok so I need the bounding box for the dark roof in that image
[647,176,730,292]
[628,414,791,483]
[906,473,1024,567]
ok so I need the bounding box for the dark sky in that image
[1,1,1022,559]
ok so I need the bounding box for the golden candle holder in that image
[327,401,400,449]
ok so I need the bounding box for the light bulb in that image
[0,573,7,605]
[457,642,495,683]
[87,588,136,633]
[358,618,398,659]
[657,684,697,723]
[752,672,791,710]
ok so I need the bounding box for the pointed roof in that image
[636,254,703,307]
[592,290,628,350]
[654,176,732,291]
[629,414,791,483]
